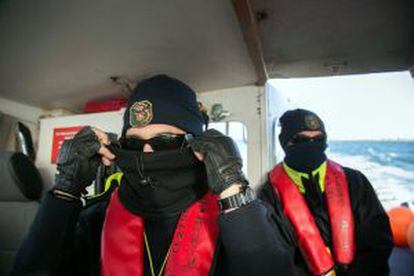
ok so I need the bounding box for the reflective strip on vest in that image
[104,172,123,191]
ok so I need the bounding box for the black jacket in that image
[12,189,299,276]
[261,166,393,276]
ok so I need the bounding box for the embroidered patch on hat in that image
[304,115,320,130]
[129,100,153,128]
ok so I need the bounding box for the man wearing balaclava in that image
[261,109,393,275]
[12,75,298,276]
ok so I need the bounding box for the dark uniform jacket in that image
[12,189,298,276]
[261,166,393,276]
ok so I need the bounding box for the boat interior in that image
[0,0,413,275]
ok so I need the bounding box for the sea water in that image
[328,141,414,210]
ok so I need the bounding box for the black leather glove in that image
[54,126,102,197]
[189,129,248,194]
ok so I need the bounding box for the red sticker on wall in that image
[51,126,84,164]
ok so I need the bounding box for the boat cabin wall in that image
[0,84,291,192]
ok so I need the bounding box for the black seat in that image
[0,151,43,275]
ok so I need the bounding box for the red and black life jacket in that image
[101,189,219,276]
[269,160,355,275]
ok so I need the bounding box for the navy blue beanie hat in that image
[122,75,204,136]
[278,109,326,149]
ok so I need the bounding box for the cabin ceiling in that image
[0,0,256,110]
[250,0,414,78]
[0,0,413,110]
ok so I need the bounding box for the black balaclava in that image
[115,75,207,218]
[109,145,207,218]
[279,109,328,173]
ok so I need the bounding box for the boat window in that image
[272,118,283,165]
[208,121,248,176]
[269,71,414,210]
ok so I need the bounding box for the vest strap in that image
[269,160,355,275]
[101,189,219,276]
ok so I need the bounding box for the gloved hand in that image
[54,126,103,197]
[189,129,248,194]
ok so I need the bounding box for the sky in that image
[269,71,414,141]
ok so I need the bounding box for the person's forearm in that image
[218,200,298,275]
[12,192,82,275]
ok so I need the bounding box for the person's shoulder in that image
[341,166,370,184]
[342,166,365,178]
[339,164,379,202]
[337,164,388,216]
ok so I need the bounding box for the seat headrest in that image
[0,151,43,201]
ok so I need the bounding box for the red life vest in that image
[269,160,355,275]
[101,189,219,276]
